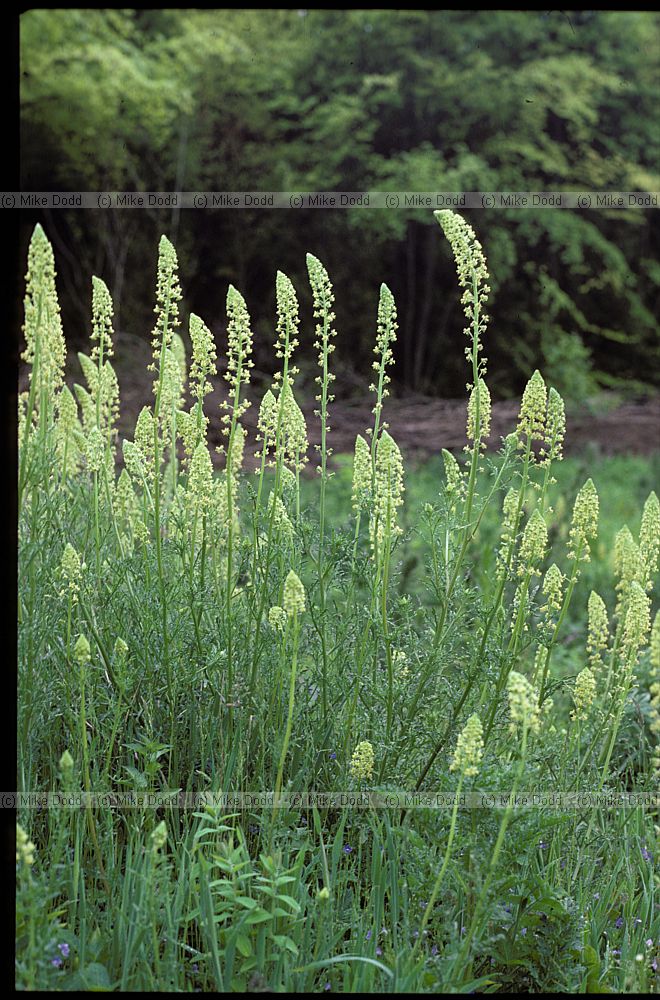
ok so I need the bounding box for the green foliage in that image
[17,215,660,993]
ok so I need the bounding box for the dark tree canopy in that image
[20,9,660,400]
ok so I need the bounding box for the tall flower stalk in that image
[307,254,337,725]
[149,236,182,704]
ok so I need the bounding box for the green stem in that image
[271,611,301,835]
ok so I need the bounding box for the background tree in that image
[20,8,660,400]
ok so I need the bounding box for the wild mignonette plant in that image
[17,214,659,993]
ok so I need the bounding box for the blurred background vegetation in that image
[20,8,660,404]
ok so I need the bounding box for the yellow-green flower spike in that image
[133,406,156,475]
[450,714,484,777]
[613,524,645,620]
[507,671,541,734]
[349,740,375,780]
[268,606,288,633]
[307,253,337,454]
[266,492,294,543]
[113,637,128,661]
[189,313,217,404]
[435,210,490,366]
[568,478,599,563]
[442,448,465,505]
[22,224,66,412]
[283,569,305,617]
[85,426,105,474]
[519,509,548,576]
[159,347,186,441]
[187,441,214,515]
[91,276,115,362]
[60,542,83,603]
[74,634,91,665]
[114,467,137,517]
[586,591,609,672]
[351,434,373,512]
[571,667,596,722]
[222,285,254,432]
[622,580,651,661]
[281,386,309,471]
[517,369,547,444]
[639,491,660,589]
[497,487,520,576]
[57,385,80,455]
[466,378,491,447]
[541,387,566,464]
[369,284,398,438]
[274,271,300,384]
[541,563,564,617]
[16,823,36,866]
[256,389,278,459]
[371,430,405,551]
[151,235,182,369]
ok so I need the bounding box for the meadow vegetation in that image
[17,211,659,992]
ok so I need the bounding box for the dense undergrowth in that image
[17,211,659,992]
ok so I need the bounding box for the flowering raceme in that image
[370,431,405,552]
[519,510,548,576]
[352,435,373,513]
[150,235,182,376]
[517,370,547,445]
[370,284,398,426]
[283,570,305,617]
[350,740,375,781]
[434,209,490,363]
[16,823,36,867]
[571,667,596,721]
[541,387,566,465]
[221,285,253,439]
[307,252,337,461]
[587,592,609,674]
[22,224,66,424]
[568,479,599,563]
[450,715,484,777]
[541,563,564,618]
[60,543,83,603]
[507,671,541,735]
[466,379,491,447]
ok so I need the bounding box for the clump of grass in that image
[17,214,659,992]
